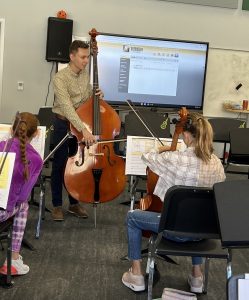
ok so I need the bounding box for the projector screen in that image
[96,33,209,110]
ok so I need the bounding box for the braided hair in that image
[12,112,39,180]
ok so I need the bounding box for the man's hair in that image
[69,40,89,54]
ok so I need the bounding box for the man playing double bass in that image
[51,40,104,221]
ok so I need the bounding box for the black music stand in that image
[214,179,249,289]
[214,180,249,248]
[35,132,72,238]
[29,106,55,209]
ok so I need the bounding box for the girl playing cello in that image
[122,112,225,293]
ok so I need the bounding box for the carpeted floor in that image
[1,172,249,300]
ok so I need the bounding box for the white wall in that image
[0,0,249,122]
[204,48,249,118]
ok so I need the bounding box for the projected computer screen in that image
[96,33,209,109]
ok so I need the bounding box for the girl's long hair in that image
[184,113,214,163]
[12,112,39,180]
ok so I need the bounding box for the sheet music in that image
[30,126,46,159]
[0,124,46,159]
[0,152,16,209]
[125,136,186,176]
[238,279,249,300]
[0,124,11,141]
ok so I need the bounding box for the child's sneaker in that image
[0,255,29,275]
[188,274,203,293]
[122,268,145,292]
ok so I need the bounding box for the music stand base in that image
[22,237,36,251]
[0,274,14,288]
[29,200,50,213]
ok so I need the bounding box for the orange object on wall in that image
[57,10,67,19]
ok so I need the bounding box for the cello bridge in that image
[89,152,104,156]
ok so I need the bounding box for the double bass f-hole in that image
[75,145,85,167]
[103,144,115,166]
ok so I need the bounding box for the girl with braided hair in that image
[0,112,43,275]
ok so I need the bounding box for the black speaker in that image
[46,17,73,63]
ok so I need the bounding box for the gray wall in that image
[0,0,249,122]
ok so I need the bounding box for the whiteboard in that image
[203,48,249,118]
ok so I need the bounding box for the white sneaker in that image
[188,274,203,293]
[122,268,145,292]
[0,255,30,276]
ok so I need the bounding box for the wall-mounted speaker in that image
[46,17,73,63]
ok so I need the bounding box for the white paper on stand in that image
[0,152,16,209]
[238,279,249,300]
[125,136,186,176]
[0,124,46,159]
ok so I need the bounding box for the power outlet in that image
[17,81,24,91]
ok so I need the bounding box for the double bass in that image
[64,29,126,204]
[139,107,189,212]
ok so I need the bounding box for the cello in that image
[64,28,126,205]
[139,107,189,212]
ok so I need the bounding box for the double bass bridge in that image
[89,152,104,156]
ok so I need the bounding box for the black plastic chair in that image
[0,217,14,288]
[208,118,245,164]
[146,186,230,300]
[226,128,249,178]
[37,106,55,153]
[37,106,54,128]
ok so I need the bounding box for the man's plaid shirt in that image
[142,147,225,201]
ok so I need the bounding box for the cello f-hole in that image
[103,144,116,166]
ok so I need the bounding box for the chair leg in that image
[41,176,46,220]
[0,239,4,251]
[203,258,210,294]
[222,142,226,165]
[226,249,233,280]
[5,224,13,288]
[147,257,155,300]
[147,235,155,300]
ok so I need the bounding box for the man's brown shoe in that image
[68,204,88,218]
[52,206,64,221]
